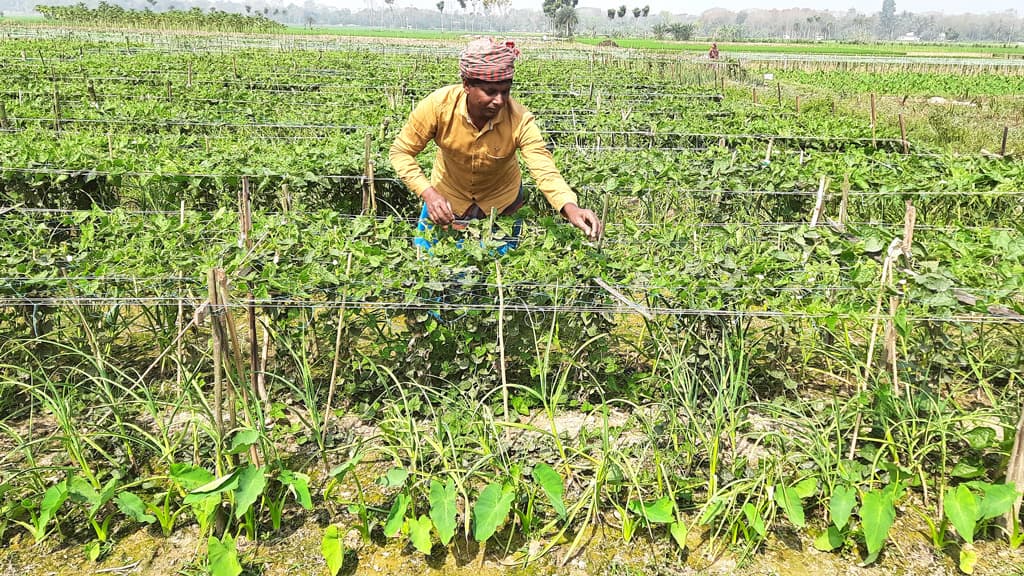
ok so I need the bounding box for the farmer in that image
[389,37,603,250]
[708,42,720,59]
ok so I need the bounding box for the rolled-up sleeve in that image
[517,116,577,213]
[390,96,437,197]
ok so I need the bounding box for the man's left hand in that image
[561,203,604,242]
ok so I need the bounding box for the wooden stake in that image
[1001,126,1009,156]
[496,260,509,422]
[324,253,353,450]
[752,87,758,104]
[107,133,113,159]
[187,60,193,88]
[795,95,801,115]
[52,85,61,133]
[1004,403,1024,535]
[898,113,908,154]
[208,268,225,473]
[870,93,877,148]
[0,101,8,130]
[838,173,850,232]
[362,133,376,214]
[87,81,99,109]
[764,138,774,164]
[902,200,916,259]
[776,82,782,106]
[809,175,828,227]
[597,194,609,253]
[166,79,172,99]
[239,177,266,411]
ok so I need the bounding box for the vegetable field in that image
[1,26,1023,576]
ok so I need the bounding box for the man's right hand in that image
[422,187,455,226]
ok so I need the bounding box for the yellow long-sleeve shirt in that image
[389,84,577,217]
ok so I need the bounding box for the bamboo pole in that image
[870,93,877,148]
[0,101,7,130]
[363,132,377,215]
[240,177,267,411]
[208,268,225,474]
[899,114,908,154]
[496,260,509,422]
[1001,126,1009,156]
[323,253,353,452]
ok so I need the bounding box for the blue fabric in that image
[414,202,522,256]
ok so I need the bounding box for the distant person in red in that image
[708,43,719,59]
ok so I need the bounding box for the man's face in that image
[463,79,512,124]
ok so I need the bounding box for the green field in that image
[1,26,1023,576]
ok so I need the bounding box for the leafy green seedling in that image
[944,482,1018,574]
[321,525,345,576]
[14,480,68,544]
[532,463,567,519]
[207,533,242,576]
[473,484,514,543]
[429,478,458,546]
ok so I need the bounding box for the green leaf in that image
[742,502,766,537]
[377,467,409,488]
[860,489,896,565]
[115,492,156,524]
[327,454,362,481]
[773,483,806,528]
[170,463,215,491]
[68,476,101,509]
[813,525,845,551]
[793,477,818,499]
[234,465,267,519]
[944,485,979,544]
[962,427,996,450]
[627,496,675,524]
[830,485,857,530]
[384,493,409,538]
[37,481,69,538]
[473,484,514,543]
[863,237,885,253]
[975,482,1018,520]
[84,540,101,562]
[278,469,312,510]
[951,460,985,479]
[669,520,688,550]
[227,429,259,455]
[959,545,978,574]
[321,525,344,576]
[429,479,458,546]
[183,469,240,504]
[409,515,433,555]
[208,534,242,576]
[532,463,566,519]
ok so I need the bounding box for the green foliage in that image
[429,479,458,546]
[473,484,515,543]
[860,488,897,565]
[532,463,567,519]
[321,525,345,576]
[207,534,243,576]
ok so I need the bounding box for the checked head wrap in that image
[459,37,520,83]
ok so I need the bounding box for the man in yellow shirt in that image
[390,38,603,246]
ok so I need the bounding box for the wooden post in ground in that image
[362,133,376,215]
[795,95,801,115]
[87,81,99,109]
[870,93,877,148]
[207,268,226,474]
[239,176,267,412]
[1004,405,1024,537]
[52,85,61,133]
[809,175,828,227]
[1001,126,1009,156]
[324,253,353,452]
[0,101,8,130]
[752,87,758,104]
[187,60,193,88]
[838,173,850,232]
[898,113,908,154]
[777,82,782,106]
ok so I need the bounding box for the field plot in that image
[2,28,1024,576]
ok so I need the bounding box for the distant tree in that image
[632,7,640,18]
[880,0,896,39]
[617,5,626,18]
[543,0,579,37]
[437,1,445,12]
[641,5,649,17]
[944,27,959,40]
[666,22,694,40]
[607,8,615,19]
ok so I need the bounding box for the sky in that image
[383,0,1021,15]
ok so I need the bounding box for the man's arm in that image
[518,116,603,241]
[390,96,459,226]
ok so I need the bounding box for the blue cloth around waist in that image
[414,189,524,256]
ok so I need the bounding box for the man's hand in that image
[422,187,455,226]
[561,203,604,242]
